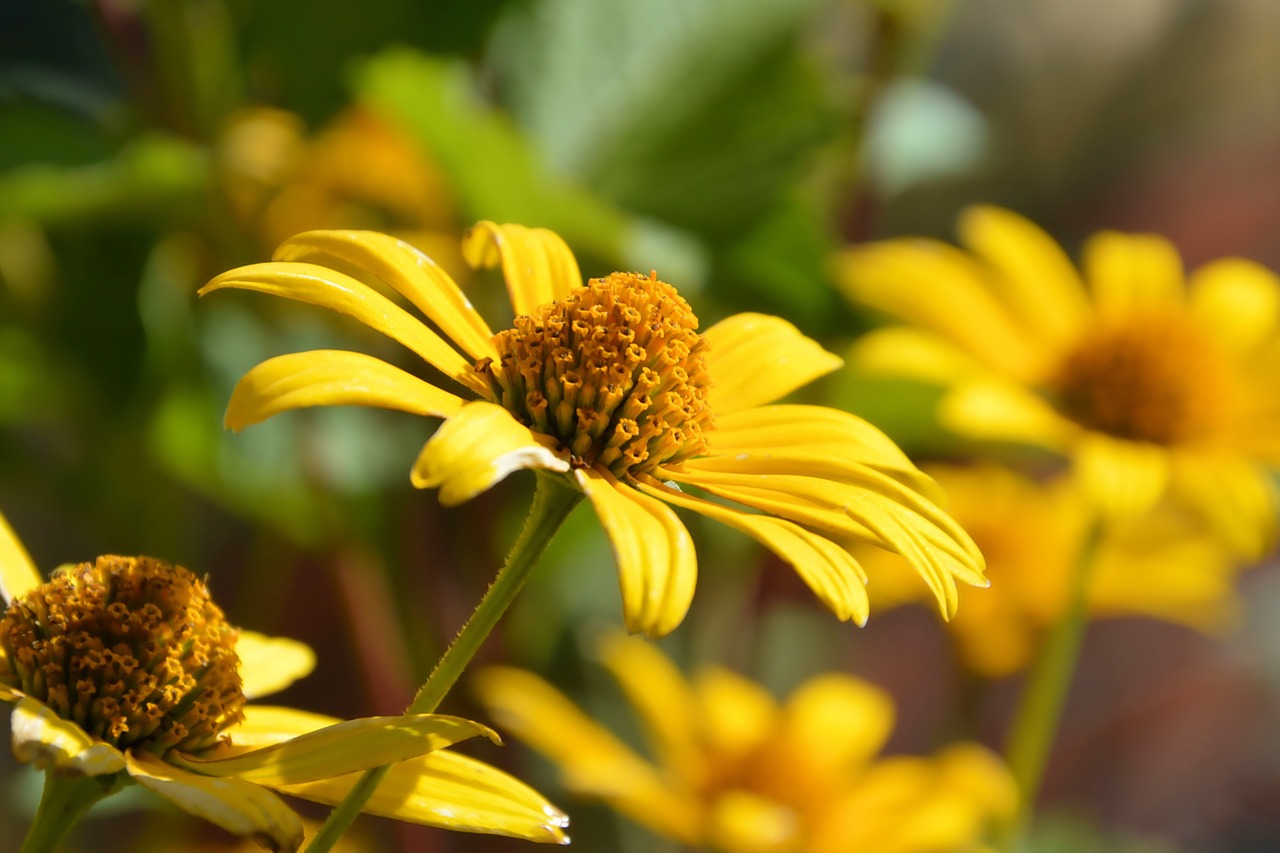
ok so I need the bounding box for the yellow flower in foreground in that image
[861,464,1241,677]
[475,635,1015,853]
[201,224,986,636]
[835,205,1280,556]
[0,515,567,851]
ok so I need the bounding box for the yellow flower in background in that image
[201,224,987,636]
[475,634,1016,853]
[835,206,1280,557]
[860,464,1241,678]
[0,515,568,851]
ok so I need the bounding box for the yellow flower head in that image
[0,515,568,851]
[474,634,1016,853]
[860,464,1242,677]
[835,205,1280,557]
[201,224,987,636]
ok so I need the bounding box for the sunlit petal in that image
[1082,231,1185,320]
[1188,258,1280,357]
[693,667,780,763]
[0,510,41,604]
[848,327,986,384]
[10,697,126,776]
[463,221,581,317]
[235,632,316,701]
[939,379,1076,450]
[703,313,843,414]
[1075,434,1170,522]
[1173,452,1278,561]
[766,675,895,792]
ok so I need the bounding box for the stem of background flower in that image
[1000,516,1104,850]
[304,471,584,853]
[19,771,114,853]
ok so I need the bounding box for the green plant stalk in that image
[1000,517,1104,849]
[20,771,116,853]
[304,471,583,853]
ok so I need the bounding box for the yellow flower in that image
[474,634,1016,853]
[0,514,567,851]
[201,224,987,636]
[860,464,1241,677]
[835,205,1280,556]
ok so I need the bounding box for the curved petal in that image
[575,468,696,638]
[939,379,1077,450]
[1082,231,1185,321]
[200,262,488,396]
[236,632,316,701]
[1188,258,1280,358]
[411,402,569,505]
[172,714,497,785]
[1172,452,1278,561]
[693,666,779,763]
[702,313,843,414]
[224,350,467,432]
[0,510,41,604]
[473,666,697,843]
[126,751,304,853]
[10,697,126,775]
[767,675,894,790]
[636,478,869,625]
[1074,434,1170,522]
[848,327,987,384]
[707,789,802,853]
[275,230,498,361]
[957,205,1092,349]
[463,222,581,318]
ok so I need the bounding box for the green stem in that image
[1000,517,1104,849]
[20,772,115,853]
[304,471,583,853]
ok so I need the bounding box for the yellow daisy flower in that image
[475,634,1016,853]
[201,224,986,636]
[834,205,1280,556]
[0,514,568,852]
[861,464,1240,677]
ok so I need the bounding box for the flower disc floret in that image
[478,271,715,479]
[0,556,244,756]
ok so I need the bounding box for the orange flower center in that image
[0,556,245,756]
[477,271,715,479]
[1053,313,1225,445]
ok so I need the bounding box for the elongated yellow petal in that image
[275,230,498,361]
[225,350,467,431]
[473,666,698,843]
[766,675,894,792]
[849,327,986,384]
[1074,434,1170,522]
[575,468,697,637]
[1173,452,1278,561]
[226,705,336,745]
[693,666,779,763]
[957,205,1092,350]
[463,222,581,318]
[126,751,305,853]
[200,262,488,396]
[702,313,843,414]
[939,379,1077,450]
[411,402,569,505]
[0,510,41,604]
[1082,231,1185,321]
[1188,258,1280,358]
[636,478,869,625]
[10,697,126,775]
[236,632,316,701]
[173,714,496,784]
[707,789,802,853]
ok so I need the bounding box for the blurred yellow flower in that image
[201,225,987,637]
[835,206,1280,556]
[0,515,568,852]
[861,464,1241,677]
[475,634,1016,853]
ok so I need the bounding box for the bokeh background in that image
[3,0,1280,850]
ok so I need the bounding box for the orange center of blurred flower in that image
[478,271,715,478]
[0,556,245,756]
[1053,313,1225,445]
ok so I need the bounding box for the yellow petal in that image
[702,313,843,414]
[636,478,869,625]
[462,221,581,318]
[1074,434,1170,522]
[598,633,702,784]
[1082,231,1185,321]
[575,468,697,638]
[767,675,894,790]
[707,789,802,853]
[275,230,498,361]
[200,262,488,396]
[939,379,1077,450]
[176,714,497,785]
[957,205,1091,349]
[235,632,316,701]
[849,327,986,384]
[224,350,466,432]
[410,402,569,505]
[1172,452,1278,561]
[226,705,336,746]
[0,510,41,604]
[473,665,698,843]
[126,751,304,853]
[1188,258,1280,357]
[693,666,779,763]
[10,697,126,775]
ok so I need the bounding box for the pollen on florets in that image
[0,556,245,756]
[477,271,715,479]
